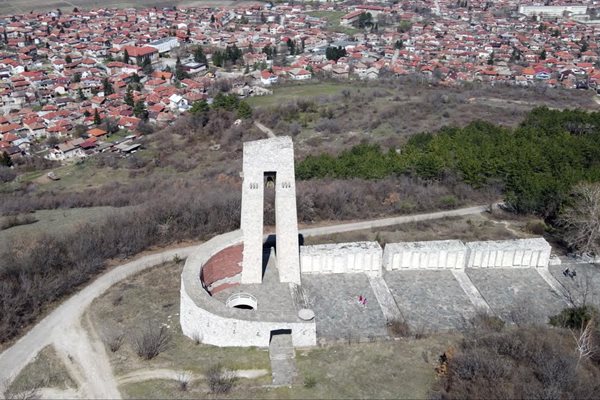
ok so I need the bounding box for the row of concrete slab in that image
[299,238,552,276]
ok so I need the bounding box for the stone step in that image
[368,275,403,322]
[269,333,297,386]
[451,269,491,312]
[536,267,568,305]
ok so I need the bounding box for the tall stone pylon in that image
[240,136,301,284]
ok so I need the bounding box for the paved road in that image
[0,245,199,396]
[0,203,494,396]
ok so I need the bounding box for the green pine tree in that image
[93,108,101,125]
[125,86,134,107]
[237,101,252,119]
[0,151,12,167]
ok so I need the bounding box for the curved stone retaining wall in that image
[180,230,316,348]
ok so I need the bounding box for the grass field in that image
[308,10,359,35]
[88,261,271,377]
[92,259,454,399]
[246,82,355,108]
[119,334,454,399]
[7,345,75,395]
[304,213,537,246]
[0,206,135,251]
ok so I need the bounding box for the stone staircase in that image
[269,332,297,386]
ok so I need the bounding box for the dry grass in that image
[6,345,76,395]
[91,259,459,399]
[87,262,271,377]
[304,213,534,247]
[119,335,459,399]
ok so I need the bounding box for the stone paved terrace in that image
[301,274,388,341]
[384,270,477,331]
[549,263,600,309]
[211,256,600,341]
[213,249,297,316]
[466,268,566,324]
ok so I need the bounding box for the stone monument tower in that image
[240,136,301,285]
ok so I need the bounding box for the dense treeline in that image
[297,107,600,217]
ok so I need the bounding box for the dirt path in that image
[117,368,269,384]
[0,204,496,397]
[254,121,276,138]
[53,317,120,399]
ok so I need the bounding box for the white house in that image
[288,68,311,80]
[46,142,85,161]
[260,70,278,85]
[148,37,180,54]
[168,94,189,112]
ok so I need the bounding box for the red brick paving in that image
[200,244,243,294]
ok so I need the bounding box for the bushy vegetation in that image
[550,305,599,330]
[297,108,600,218]
[435,324,600,399]
[206,364,237,394]
[0,186,240,343]
[133,323,171,360]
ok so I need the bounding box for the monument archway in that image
[240,137,301,284]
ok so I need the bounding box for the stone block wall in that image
[382,238,552,270]
[300,241,382,276]
[383,240,466,270]
[465,238,551,268]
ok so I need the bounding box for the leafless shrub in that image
[573,317,600,367]
[206,364,237,394]
[387,318,411,338]
[314,118,341,134]
[190,331,202,345]
[176,371,192,392]
[558,182,600,255]
[103,328,125,353]
[289,121,301,136]
[0,167,16,183]
[525,219,546,235]
[437,325,600,399]
[132,322,171,360]
[413,324,429,339]
[2,379,39,400]
[470,311,505,332]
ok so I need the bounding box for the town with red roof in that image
[0,1,598,161]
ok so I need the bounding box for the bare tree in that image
[176,371,192,392]
[132,322,171,360]
[205,364,237,394]
[572,317,599,367]
[102,328,125,353]
[559,182,600,255]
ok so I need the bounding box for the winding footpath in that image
[0,203,496,398]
